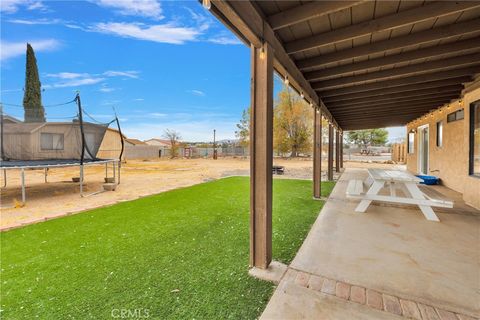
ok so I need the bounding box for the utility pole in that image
[213,129,218,160]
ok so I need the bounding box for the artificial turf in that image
[1,177,335,319]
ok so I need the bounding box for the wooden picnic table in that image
[346,168,453,222]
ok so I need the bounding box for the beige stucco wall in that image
[406,82,480,210]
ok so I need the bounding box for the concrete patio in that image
[261,168,479,320]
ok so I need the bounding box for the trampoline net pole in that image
[21,168,25,204]
[80,164,84,196]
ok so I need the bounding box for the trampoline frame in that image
[1,158,121,205]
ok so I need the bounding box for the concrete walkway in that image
[261,168,480,320]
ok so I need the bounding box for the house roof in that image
[125,138,146,145]
[145,138,172,146]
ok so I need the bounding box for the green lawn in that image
[1,177,334,319]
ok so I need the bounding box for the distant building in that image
[125,138,147,146]
[144,138,171,148]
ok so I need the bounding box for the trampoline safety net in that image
[0,94,124,167]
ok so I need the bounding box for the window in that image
[40,133,64,150]
[470,101,480,177]
[436,121,443,147]
[408,132,415,154]
[447,109,464,123]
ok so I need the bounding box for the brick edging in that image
[289,268,478,320]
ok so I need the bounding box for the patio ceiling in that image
[211,0,480,130]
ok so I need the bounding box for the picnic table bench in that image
[346,168,453,221]
[272,165,285,175]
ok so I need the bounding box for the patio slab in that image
[262,168,479,319]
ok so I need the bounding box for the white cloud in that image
[93,0,163,20]
[1,0,47,13]
[208,36,242,45]
[103,70,139,79]
[43,77,106,89]
[8,18,62,25]
[46,72,90,79]
[98,86,115,93]
[189,90,205,97]
[133,98,144,101]
[0,39,61,61]
[90,22,201,44]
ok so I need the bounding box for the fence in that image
[391,143,406,163]
[123,145,249,160]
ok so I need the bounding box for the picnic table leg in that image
[389,182,396,197]
[355,180,384,213]
[404,182,440,222]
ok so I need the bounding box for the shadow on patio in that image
[261,167,479,320]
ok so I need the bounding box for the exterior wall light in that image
[300,92,304,99]
[202,0,211,10]
[284,75,289,85]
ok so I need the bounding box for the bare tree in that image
[163,129,182,158]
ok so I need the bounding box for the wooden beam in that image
[250,42,273,269]
[268,1,365,31]
[334,108,436,119]
[212,0,339,129]
[316,67,478,95]
[297,19,480,70]
[339,134,344,169]
[285,2,480,54]
[306,38,480,80]
[328,97,455,112]
[335,130,340,173]
[309,52,480,88]
[313,109,322,199]
[322,78,470,102]
[328,124,334,181]
[327,88,461,108]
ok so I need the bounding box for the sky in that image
[0,0,405,142]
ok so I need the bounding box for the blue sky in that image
[1,0,404,142]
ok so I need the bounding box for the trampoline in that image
[1,93,124,204]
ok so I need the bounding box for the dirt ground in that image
[0,157,402,230]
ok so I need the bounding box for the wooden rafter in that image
[327,88,462,107]
[306,38,480,80]
[322,78,470,102]
[308,52,480,86]
[268,1,365,30]
[296,19,480,70]
[285,1,480,54]
[328,97,454,112]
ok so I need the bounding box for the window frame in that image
[408,131,415,154]
[40,133,64,151]
[469,101,480,177]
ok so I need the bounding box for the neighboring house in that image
[97,127,125,160]
[144,138,171,148]
[2,115,22,124]
[1,121,111,161]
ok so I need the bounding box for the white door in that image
[418,125,429,174]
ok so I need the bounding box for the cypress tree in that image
[23,43,45,122]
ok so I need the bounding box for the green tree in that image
[235,107,250,147]
[346,129,388,148]
[274,86,312,157]
[23,43,45,123]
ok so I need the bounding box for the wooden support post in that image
[340,133,344,168]
[328,124,334,181]
[250,42,273,269]
[313,109,322,199]
[335,130,340,172]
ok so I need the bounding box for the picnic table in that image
[346,168,453,221]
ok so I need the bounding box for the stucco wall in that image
[406,83,480,210]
